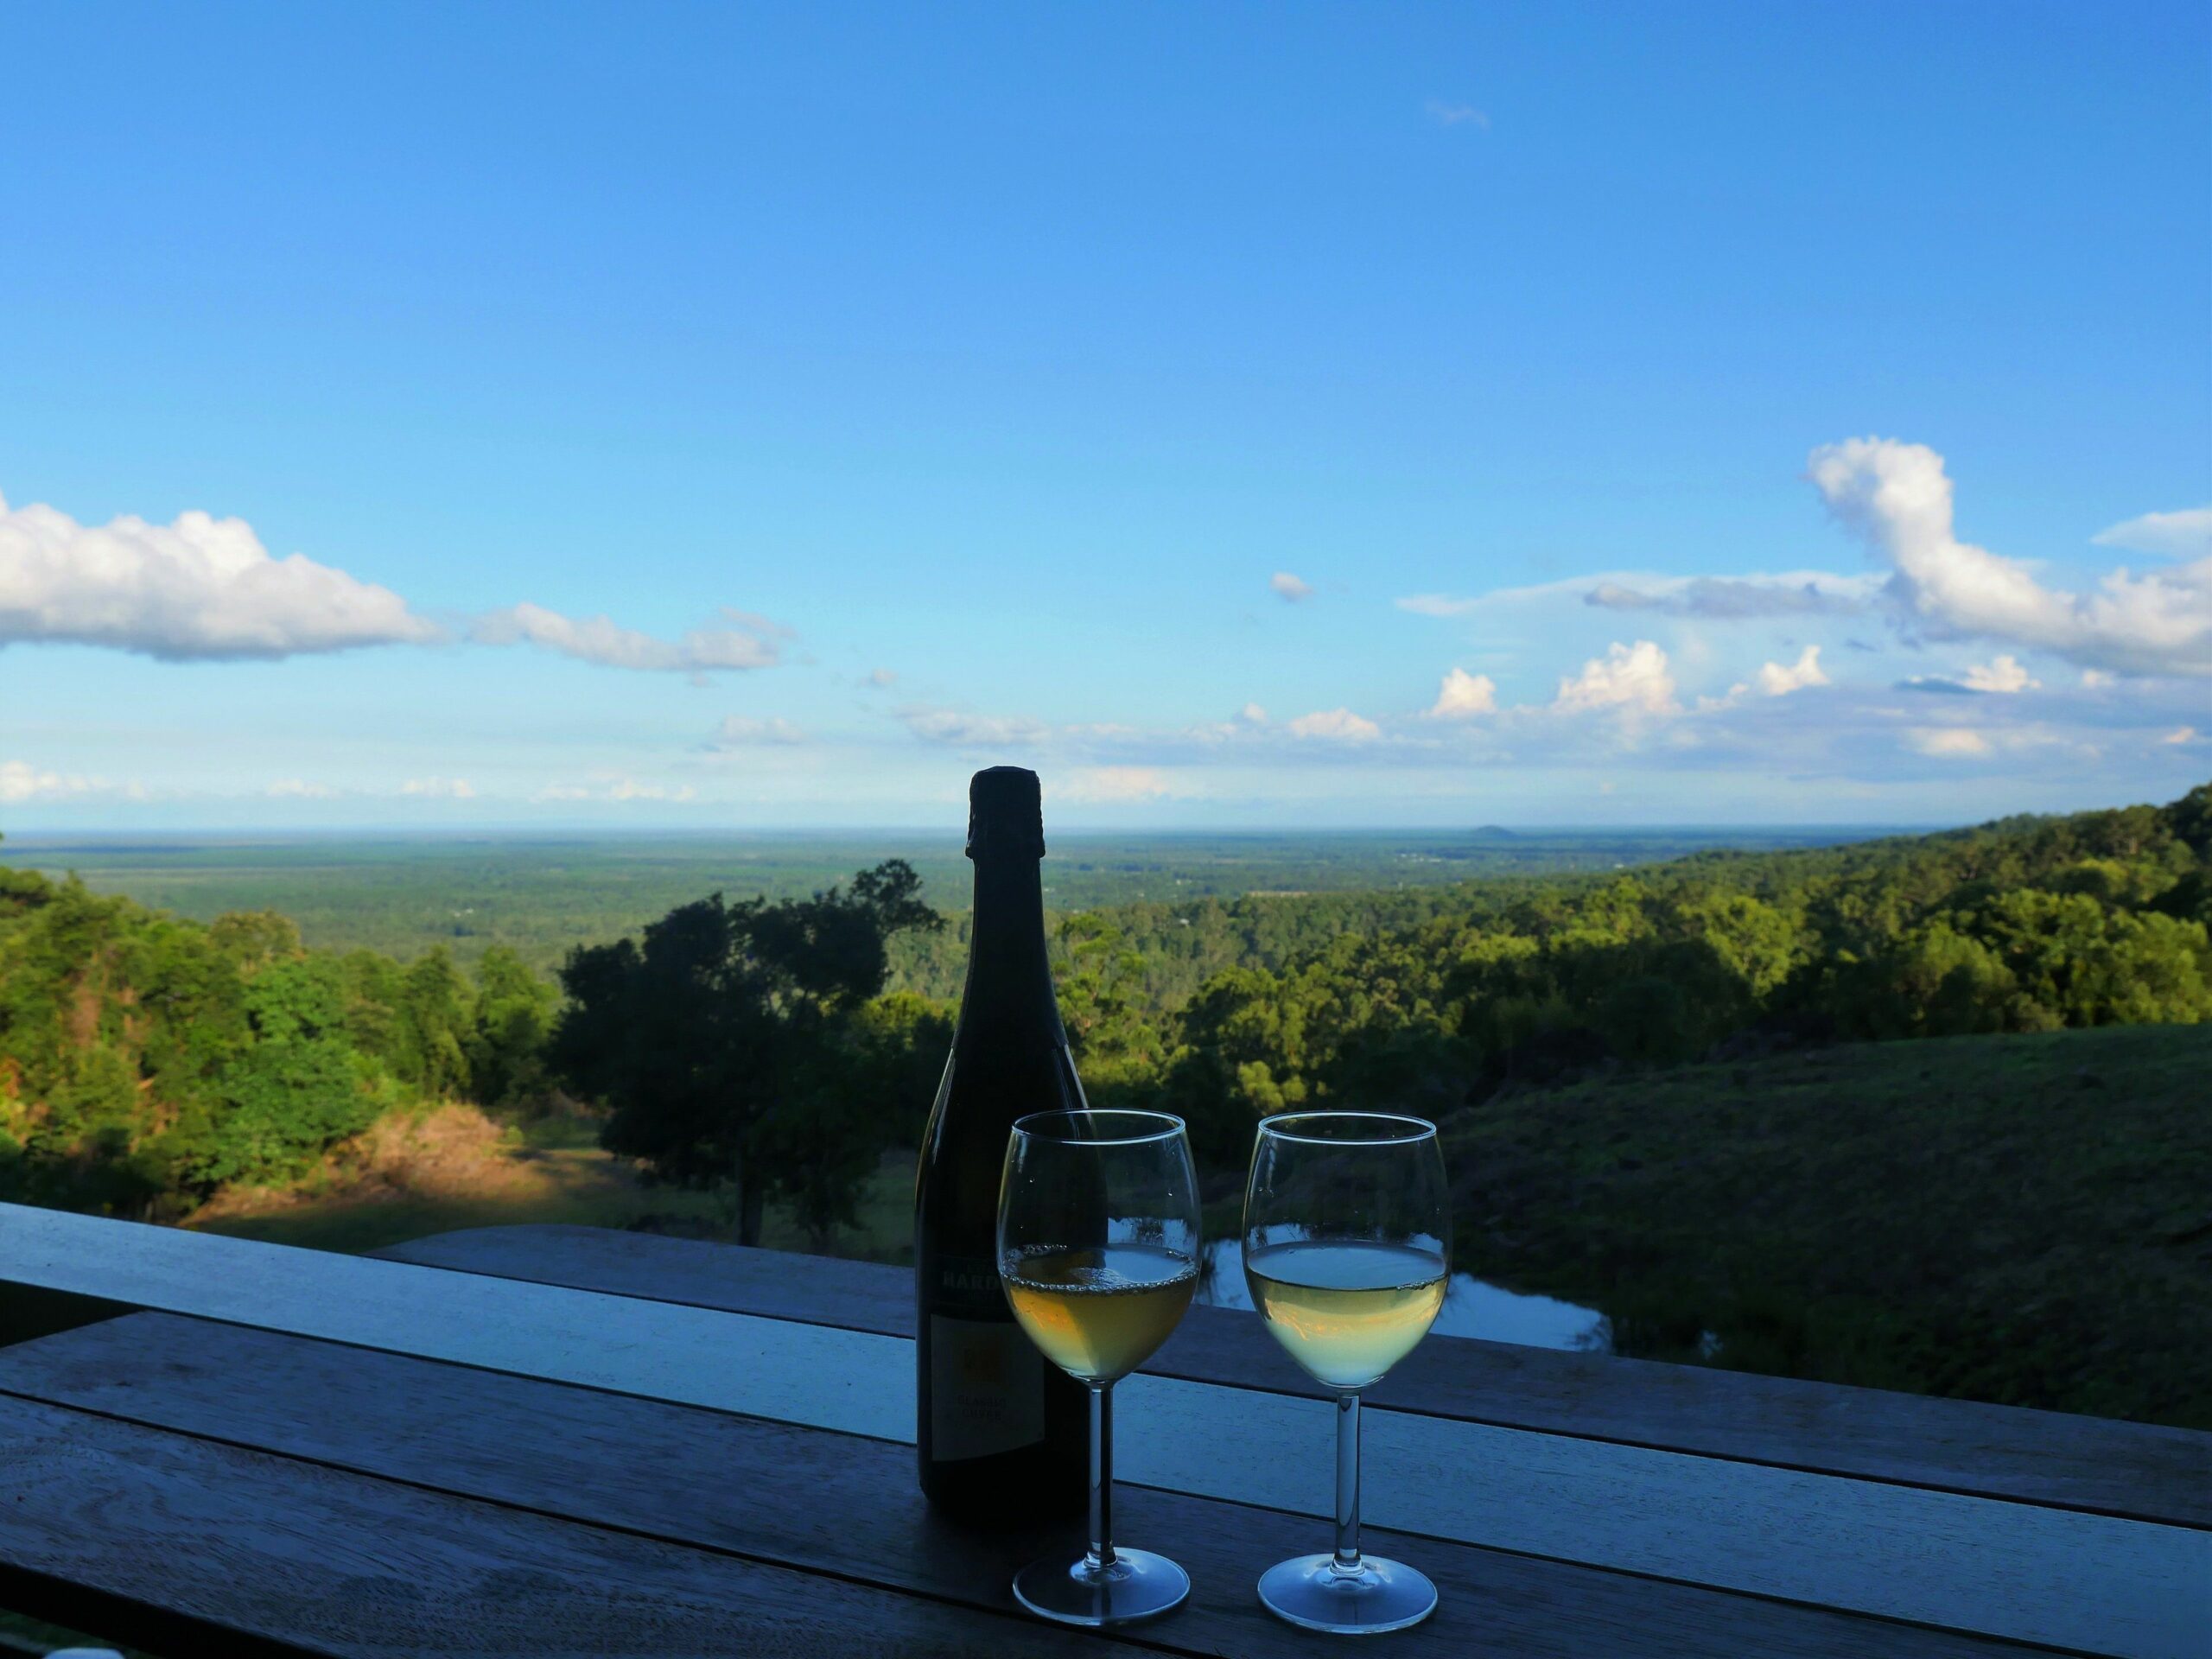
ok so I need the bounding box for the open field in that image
[0,827,1891,976]
[188,1109,913,1262]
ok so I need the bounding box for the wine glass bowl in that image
[1243,1110,1452,1635]
[997,1109,1201,1627]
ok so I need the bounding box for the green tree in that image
[550,861,941,1244]
[467,944,557,1106]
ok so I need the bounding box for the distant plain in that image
[0,826,1898,973]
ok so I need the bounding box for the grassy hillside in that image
[157,1024,2212,1430]
[1446,1022,2211,1427]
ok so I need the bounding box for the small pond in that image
[1194,1238,1611,1353]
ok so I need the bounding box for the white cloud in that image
[1058,766,1180,803]
[1809,437,2212,677]
[2093,506,2212,561]
[899,707,1051,747]
[1553,640,1678,715]
[1270,571,1315,603]
[400,777,475,799]
[1287,708,1382,742]
[2082,669,2114,688]
[472,602,788,674]
[1,760,112,802]
[1238,702,1268,724]
[1586,574,1876,620]
[1426,100,1491,130]
[1754,645,1828,697]
[0,487,435,660]
[2162,726,2199,746]
[1426,668,1498,720]
[1904,728,1993,759]
[1961,655,2037,694]
[266,779,339,798]
[1402,571,1877,621]
[708,715,806,747]
[533,778,698,804]
[865,668,898,688]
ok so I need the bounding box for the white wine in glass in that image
[1003,1243,1198,1383]
[1244,1239,1447,1392]
[1243,1111,1452,1635]
[998,1109,1201,1627]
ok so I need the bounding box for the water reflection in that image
[1196,1238,1610,1354]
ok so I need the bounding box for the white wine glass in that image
[998,1109,1201,1626]
[1243,1110,1451,1634]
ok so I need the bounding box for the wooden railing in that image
[1,1202,2206,1657]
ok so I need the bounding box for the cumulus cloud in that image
[1426,668,1497,720]
[1287,708,1382,742]
[400,777,475,799]
[2093,506,2212,561]
[473,602,788,674]
[1904,728,1992,759]
[708,715,806,747]
[1586,575,1875,619]
[899,707,1051,747]
[865,668,898,688]
[1553,640,1678,715]
[1,760,118,802]
[1961,656,2037,694]
[1058,766,1179,803]
[266,779,340,798]
[1900,654,2043,696]
[1270,572,1315,603]
[1754,645,1828,697]
[2162,726,2199,746]
[1809,438,2212,677]
[0,488,436,660]
[1239,702,1268,723]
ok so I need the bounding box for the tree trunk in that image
[739,1177,766,1247]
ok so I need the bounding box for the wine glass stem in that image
[1086,1381,1116,1573]
[1333,1390,1363,1573]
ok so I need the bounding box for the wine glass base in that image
[1013,1548,1191,1628]
[1256,1554,1438,1634]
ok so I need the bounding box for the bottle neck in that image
[959,852,1063,1039]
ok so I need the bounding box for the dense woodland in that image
[3,787,2206,1221]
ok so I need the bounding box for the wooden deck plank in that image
[3,1203,2202,1656]
[380,1223,2212,1529]
[0,1393,1135,1659]
[0,1314,2041,1659]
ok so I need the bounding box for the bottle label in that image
[928,1313,1047,1461]
[925,1254,1046,1462]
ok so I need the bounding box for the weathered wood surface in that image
[0,1394,1132,1659]
[384,1223,2212,1529]
[2,1202,2202,1657]
[0,1313,2038,1659]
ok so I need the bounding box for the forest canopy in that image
[3,785,2206,1225]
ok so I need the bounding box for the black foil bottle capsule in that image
[913,766,1090,1522]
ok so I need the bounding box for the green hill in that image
[1445,1022,2212,1427]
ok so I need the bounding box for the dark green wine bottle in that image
[914,766,1090,1522]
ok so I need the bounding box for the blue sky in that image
[3,1,2206,830]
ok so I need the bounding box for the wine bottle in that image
[914,766,1090,1521]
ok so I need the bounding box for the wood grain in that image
[0,1393,1134,1659]
[381,1223,2212,1529]
[0,1314,2039,1659]
[3,1201,2200,1656]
